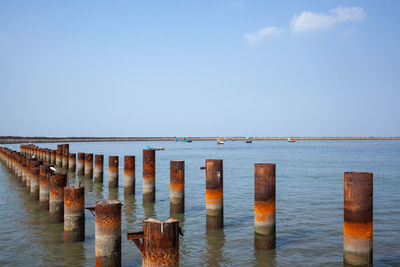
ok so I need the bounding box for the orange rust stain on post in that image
[64,186,85,242]
[170,160,185,214]
[94,154,104,183]
[254,163,276,249]
[77,153,85,176]
[108,156,119,188]
[124,155,135,194]
[205,159,223,224]
[50,173,67,222]
[343,172,373,266]
[95,200,122,266]
[129,218,180,267]
[143,149,156,202]
[84,153,93,179]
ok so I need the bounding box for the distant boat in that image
[217,137,225,145]
[146,146,165,151]
[174,136,192,142]
[245,137,252,143]
[288,137,296,143]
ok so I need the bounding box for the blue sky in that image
[0,1,399,137]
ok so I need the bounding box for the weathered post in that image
[39,165,51,210]
[254,163,276,250]
[143,149,156,202]
[77,153,85,176]
[124,156,135,194]
[109,156,119,188]
[94,154,104,183]
[344,172,373,266]
[64,186,85,241]
[170,161,185,214]
[84,153,93,179]
[56,145,63,168]
[50,173,67,222]
[206,159,223,228]
[62,144,69,170]
[94,200,122,267]
[68,153,76,172]
[127,218,180,267]
[30,166,40,200]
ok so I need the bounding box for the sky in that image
[0,0,399,137]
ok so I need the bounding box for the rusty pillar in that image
[128,218,180,267]
[94,154,104,183]
[50,173,67,222]
[77,153,85,176]
[45,148,51,163]
[109,156,119,188]
[254,163,276,250]
[25,159,32,191]
[344,172,373,266]
[170,161,185,214]
[205,159,223,228]
[124,156,135,194]
[95,200,122,267]
[84,153,93,179]
[30,166,40,200]
[51,149,56,165]
[21,158,27,184]
[39,165,51,210]
[143,149,156,202]
[62,144,69,170]
[56,145,62,168]
[64,186,85,242]
[68,153,76,172]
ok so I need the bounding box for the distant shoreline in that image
[1,136,399,144]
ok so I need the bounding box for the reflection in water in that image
[77,175,85,187]
[253,246,276,267]
[123,194,136,224]
[67,171,76,186]
[84,178,93,193]
[206,215,223,229]
[203,227,226,265]
[63,241,85,266]
[108,188,119,200]
[170,212,185,233]
[94,183,104,200]
[142,202,156,219]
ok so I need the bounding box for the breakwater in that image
[1,136,399,144]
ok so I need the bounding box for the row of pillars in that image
[6,144,181,266]
[10,144,373,266]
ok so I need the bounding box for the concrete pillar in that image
[50,173,67,222]
[344,172,373,266]
[254,163,276,250]
[206,159,223,228]
[95,200,122,266]
[77,153,85,176]
[109,156,119,188]
[39,165,51,210]
[143,149,155,202]
[56,145,62,168]
[64,186,85,241]
[68,153,76,172]
[128,218,180,267]
[94,154,104,183]
[84,153,93,179]
[124,156,135,194]
[170,160,184,214]
[62,144,69,170]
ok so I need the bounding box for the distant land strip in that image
[1,136,399,144]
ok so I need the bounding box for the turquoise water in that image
[0,140,399,266]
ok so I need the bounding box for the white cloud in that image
[243,26,284,45]
[291,6,366,34]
